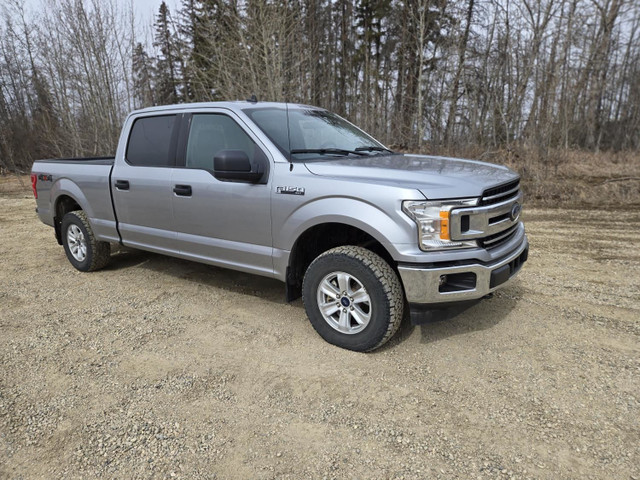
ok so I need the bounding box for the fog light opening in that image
[439,272,477,293]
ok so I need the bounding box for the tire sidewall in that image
[61,213,93,272]
[303,251,392,351]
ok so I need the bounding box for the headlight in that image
[402,199,478,251]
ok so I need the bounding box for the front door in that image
[171,112,273,275]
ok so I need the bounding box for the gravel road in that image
[1,179,639,479]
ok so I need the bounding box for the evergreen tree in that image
[153,2,181,105]
[132,43,156,108]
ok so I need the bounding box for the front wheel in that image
[302,246,404,352]
[61,210,111,272]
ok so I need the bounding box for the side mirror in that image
[213,150,264,183]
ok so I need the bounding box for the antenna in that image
[246,94,258,103]
[285,101,293,169]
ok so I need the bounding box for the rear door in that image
[111,114,179,253]
[170,111,273,275]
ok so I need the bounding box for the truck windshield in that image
[243,107,390,160]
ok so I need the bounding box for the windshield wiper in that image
[355,146,395,154]
[290,148,368,157]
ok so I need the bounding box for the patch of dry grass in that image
[0,174,31,197]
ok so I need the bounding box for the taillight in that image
[30,174,38,199]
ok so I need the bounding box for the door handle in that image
[115,180,129,190]
[173,184,192,196]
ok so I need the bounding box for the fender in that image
[51,178,94,219]
[272,195,418,280]
[50,176,119,243]
[285,197,411,250]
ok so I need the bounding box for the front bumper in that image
[397,235,528,305]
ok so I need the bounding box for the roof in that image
[130,101,320,116]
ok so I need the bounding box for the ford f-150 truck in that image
[31,101,528,351]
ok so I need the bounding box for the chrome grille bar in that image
[480,179,520,206]
[480,224,519,248]
[482,184,520,204]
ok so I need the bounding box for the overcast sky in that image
[20,0,181,36]
[131,0,180,26]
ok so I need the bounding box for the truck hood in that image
[303,154,519,199]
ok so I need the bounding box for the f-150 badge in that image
[276,186,305,195]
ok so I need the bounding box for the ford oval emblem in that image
[510,203,522,221]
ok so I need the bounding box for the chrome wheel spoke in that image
[351,289,369,304]
[337,273,351,294]
[336,273,349,294]
[338,309,350,329]
[320,279,340,298]
[320,301,340,317]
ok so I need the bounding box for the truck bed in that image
[32,156,118,244]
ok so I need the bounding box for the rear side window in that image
[126,115,176,166]
[186,114,264,170]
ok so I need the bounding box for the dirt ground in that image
[1,176,639,479]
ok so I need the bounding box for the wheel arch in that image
[49,177,97,244]
[285,221,398,302]
[53,192,84,245]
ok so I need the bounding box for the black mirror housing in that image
[213,150,264,183]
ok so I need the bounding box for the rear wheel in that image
[61,210,110,272]
[302,246,403,352]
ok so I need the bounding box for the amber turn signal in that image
[439,210,450,240]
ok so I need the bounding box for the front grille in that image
[480,179,520,206]
[479,223,519,249]
[451,178,523,251]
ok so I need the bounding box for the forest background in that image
[1,0,639,206]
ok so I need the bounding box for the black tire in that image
[61,210,111,272]
[302,246,404,352]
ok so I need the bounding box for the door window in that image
[186,114,260,170]
[126,115,177,166]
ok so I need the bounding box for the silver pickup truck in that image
[31,101,528,351]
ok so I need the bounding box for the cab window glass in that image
[186,114,259,170]
[244,108,289,154]
[126,115,176,166]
